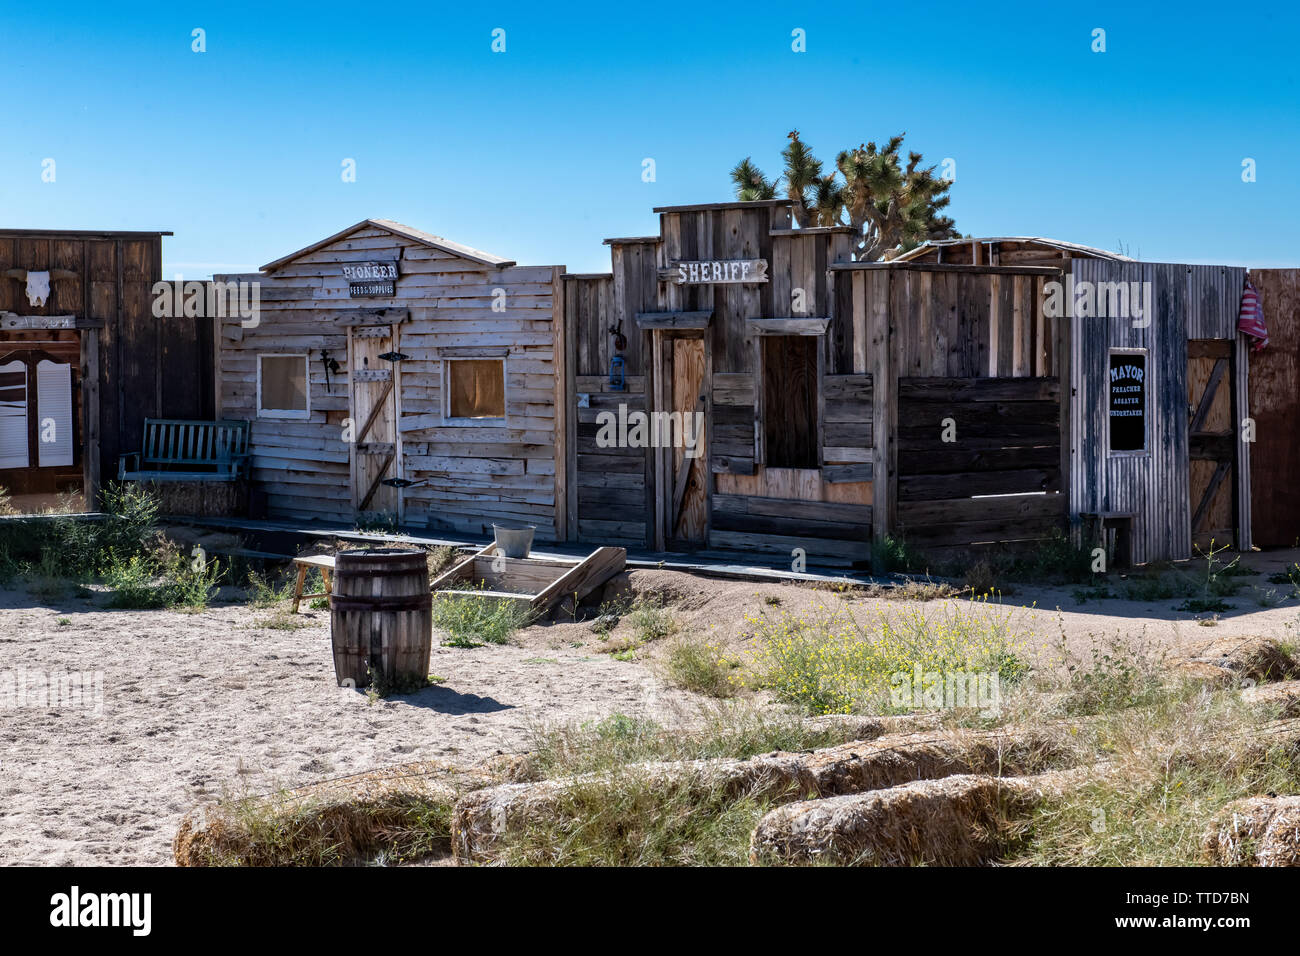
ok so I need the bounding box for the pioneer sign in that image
[344,260,398,297]
[662,258,769,284]
[342,261,398,281]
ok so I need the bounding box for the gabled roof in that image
[260,218,515,273]
[894,236,1134,262]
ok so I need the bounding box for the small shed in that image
[216,219,568,538]
[0,228,214,509]
[894,236,1134,268]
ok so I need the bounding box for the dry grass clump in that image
[662,636,741,697]
[747,595,1028,716]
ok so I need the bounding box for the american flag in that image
[1237,279,1268,351]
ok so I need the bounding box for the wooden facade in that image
[1068,260,1252,563]
[0,229,213,506]
[216,220,567,539]
[563,201,1071,567]
[562,203,1266,568]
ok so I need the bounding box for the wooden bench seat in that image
[291,554,336,613]
[118,419,250,482]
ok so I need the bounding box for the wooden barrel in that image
[329,549,431,688]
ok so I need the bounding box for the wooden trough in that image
[430,543,626,616]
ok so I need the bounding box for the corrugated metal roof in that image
[894,237,1135,262]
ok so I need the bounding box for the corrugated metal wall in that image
[1069,260,1247,563]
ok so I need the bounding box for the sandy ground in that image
[2,552,1298,866]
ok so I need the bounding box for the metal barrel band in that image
[329,593,430,612]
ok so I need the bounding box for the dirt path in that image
[2,555,1297,865]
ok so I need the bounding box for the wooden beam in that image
[867,271,895,545]
[1191,460,1231,533]
[356,449,397,511]
[634,311,712,330]
[1189,358,1227,434]
[745,317,830,335]
[551,265,569,542]
[529,547,626,614]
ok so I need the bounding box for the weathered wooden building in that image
[894,236,1134,269]
[563,201,1067,567]
[216,219,567,538]
[563,204,1259,567]
[1067,259,1252,562]
[0,228,214,508]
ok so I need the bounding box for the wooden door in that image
[1247,269,1300,547]
[655,333,708,549]
[1188,339,1236,550]
[349,325,401,518]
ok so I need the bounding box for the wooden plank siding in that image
[217,223,564,537]
[895,376,1065,554]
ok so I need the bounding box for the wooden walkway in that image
[167,515,893,587]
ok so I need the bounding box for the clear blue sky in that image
[2,1,1296,276]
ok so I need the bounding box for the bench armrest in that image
[118,452,141,479]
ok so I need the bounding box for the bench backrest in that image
[141,419,250,465]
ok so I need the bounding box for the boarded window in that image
[762,335,818,468]
[447,359,505,420]
[258,354,309,418]
[1108,350,1147,453]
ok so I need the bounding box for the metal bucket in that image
[492,524,536,559]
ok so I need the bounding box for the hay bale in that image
[1176,637,1300,685]
[1203,796,1300,866]
[451,727,1067,863]
[749,766,1101,866]
[1242,681,1300,719]
[803,712,941,740]
[1169,660,1239,687]
[175,759,505,867]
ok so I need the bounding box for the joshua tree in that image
[729,130,957,260]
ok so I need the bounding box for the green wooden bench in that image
[118,419,251,482]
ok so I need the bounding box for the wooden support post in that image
[1233,333,1253,551]
[551,266,570,542]
[867,271,895,545]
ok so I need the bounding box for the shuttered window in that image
[0,360,27,469]
[446,359,505,420]
[36,360,74,467]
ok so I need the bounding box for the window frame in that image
[256,353,311,421]
[1105,347,1150,458]
[442,356,508,426]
